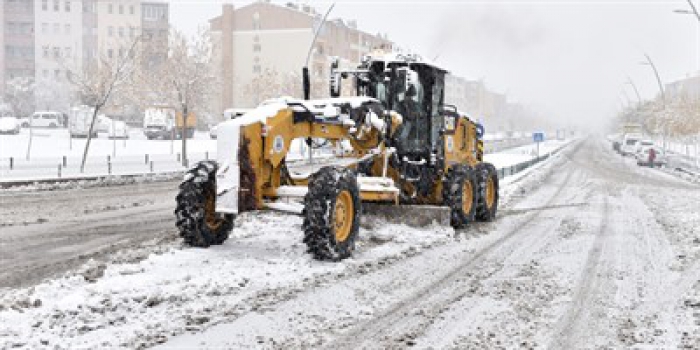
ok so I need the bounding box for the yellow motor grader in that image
[175,53,499,261]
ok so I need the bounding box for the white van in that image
[108,120,129,139]
[29,111,66,128]
[69,106,98,138]
[620,133,643,156]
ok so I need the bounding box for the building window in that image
[119,4,123,14]
[253,12,261,30]
[253,65,261,74]
[108,26,114,37]
[55,70,61,78]
[53,47,60,58]
[253,44,261,52]
[108,3,113,14]
[107,49,113,58]
[43,46,49,57]
[53,23,60,34]
[119,49,124,58]
[43,70,49,78]
[130,5,134,15]
[42,0,48,11]
[144,6,166,21]
[65,24,71,34]
[118,27,124,37]
[42,23,48,34]
[65,47,71,58]
[53,0,59,11]
[65,1,70,12]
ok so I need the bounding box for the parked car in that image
[620,133,643,156]
[29,111,66,128]
[108,120,129,139]
[636,146,666,167]
[0,110,21,134]
[633,139,655,154]
[96,114,112,133]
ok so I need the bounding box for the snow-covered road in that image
[1,137,699,349]
[0,179,180,288]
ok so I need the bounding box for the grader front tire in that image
[175,161,234,247]
[303,166,361,261]
[475,163,499,222]
[444,165,478,230]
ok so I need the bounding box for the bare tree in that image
[242,68,302,107]
[66,35,142,173]
[151,29,219,167]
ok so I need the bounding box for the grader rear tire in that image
[303,166,361,261]
[444,165,478,230]
[175,161,234,247]
[475,163,499,222]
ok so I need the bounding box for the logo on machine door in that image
[273,135,285,153]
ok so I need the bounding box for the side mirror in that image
[329,57,341,98]
[405,69,419,92]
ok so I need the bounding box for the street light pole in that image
[674,0,700,22]
[640,53,668,151]
[641,53,666,105]
[626,76,642,105]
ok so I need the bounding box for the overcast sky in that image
[168,0,699,129]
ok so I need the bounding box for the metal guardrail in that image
[0,152,213,181]
[0,141,571,188]
[495,144,568,180]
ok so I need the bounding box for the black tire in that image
[175,160,234,247]
[443,165,478,229]
[474,162,499,222]
[303,166,361,261]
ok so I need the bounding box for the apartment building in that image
[1,0,168,115]
[141,1,169,68]
[0,4,5,98]
[96,0,141,62]
[210,1,393,110]
[666,74,700,99]
[2,0,35,90]
[33,0,83,110]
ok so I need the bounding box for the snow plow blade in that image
[361,203,450,228]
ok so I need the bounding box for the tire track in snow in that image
[328,160,580,350]
[547,195,610,349]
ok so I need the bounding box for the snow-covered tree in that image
[242,68,302,107]
[34,79,73,112]
[3,77,36,118]
[148,28,219,166]
[66,35,143,172]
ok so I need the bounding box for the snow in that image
[0,141,579,349]
[0,128,217,182]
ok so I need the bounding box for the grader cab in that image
[175,53,499,261]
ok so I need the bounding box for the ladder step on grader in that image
[175,53,499,261]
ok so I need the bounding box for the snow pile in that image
[0,212,454,349]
